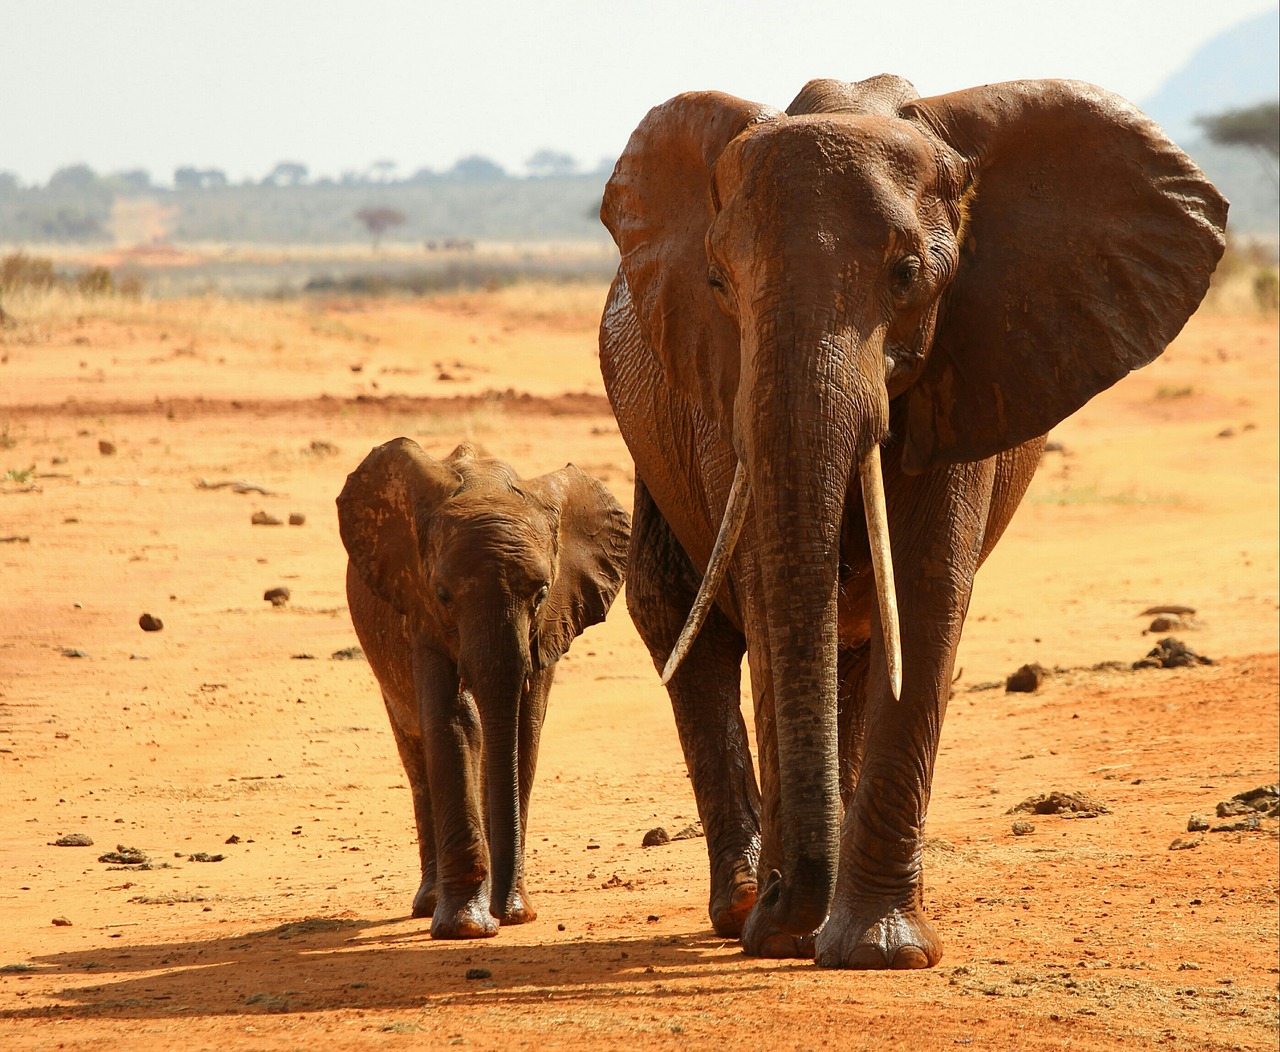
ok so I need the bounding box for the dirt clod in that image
[331,646,364,660]
[288,512,306,525]
[1133,637,1213,669]
[264,586,291,606]
[1009,791,1110,817]
[465,967,492,980]
[50,833,94,847]
[97,440,115,455]
[138,612,164,631]
[1011,820,1035,836]
[642,827,670,847]
[251,511,283,526]
[97,845,148,865]
[188,852,225,862]
[1168,836,1202,850]
[1006,663,1049,693]
[50,917,72,927]
[1211,815,1261,833]
[1186,814,1211,832]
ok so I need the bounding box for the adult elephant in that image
[598,75,1226,969]
[338,439,629,937]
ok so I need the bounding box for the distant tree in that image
[447,154,507,182]
[174,166,228,190]
[369,159,398,183]
[1196,101,1279,184]
[355,206,406,249]
[111,169,152,192]
[0,171,20,193]
[47,163,100,192]
[405,166,439,184]
[262,161,309,187]
[526,149,578,178]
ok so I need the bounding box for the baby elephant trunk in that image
[464,618,532,920]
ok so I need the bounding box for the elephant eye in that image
[534,584,550,608]
[890,256,921,299]
[435,585,452,606]
[706,266,727,292]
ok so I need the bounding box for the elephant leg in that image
[628,480,761,938]
[816,458,996,969]
[415,648,497,939]
[384,708,437,918]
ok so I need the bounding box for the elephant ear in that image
[601,91,781,435]
[518,466,630,669]
[899,80,1228,472]
[336,437,462,621]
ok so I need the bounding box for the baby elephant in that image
[338,438,630,938]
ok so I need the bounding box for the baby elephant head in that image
[337,437,630,682]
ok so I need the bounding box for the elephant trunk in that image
[743,309,889,938]
[462,617,530,919]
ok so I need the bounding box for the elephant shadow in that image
[1,916,780,1021]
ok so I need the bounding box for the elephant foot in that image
[411,880,437,919]
[814,891,941,969]
[430,887,499,939]
[493,884,537,926]
[710,874,757,938]
[740,902,818,959]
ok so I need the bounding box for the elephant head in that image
[601,76,1226,938]
[337,438,629,922]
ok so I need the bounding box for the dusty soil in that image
[1,289,1276,1051]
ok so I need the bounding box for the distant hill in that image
[1142,8,1279,145]
[1142,7,1279,239]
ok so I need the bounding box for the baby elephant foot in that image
[815,893,941,969]
[430,885,498,939]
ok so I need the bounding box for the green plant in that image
[3,465,35,484]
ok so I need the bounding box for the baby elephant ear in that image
[336,437,462,620]
[520,466,630,668]
[900,79,1228,472]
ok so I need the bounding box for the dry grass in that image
[426,280,610,327]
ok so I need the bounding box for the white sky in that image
[4,0,1276,185]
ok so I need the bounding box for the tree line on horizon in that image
[0,147,615,196]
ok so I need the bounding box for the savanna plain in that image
[1,252,1277,1051]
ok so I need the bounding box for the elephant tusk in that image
[660,460,750,685]
[860,444,903,701]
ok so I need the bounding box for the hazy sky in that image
[4,0,1275,185]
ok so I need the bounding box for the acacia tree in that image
[1196,101,1279,183]
[354,206,406,249]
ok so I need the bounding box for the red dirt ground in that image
[1,293,1276,1050]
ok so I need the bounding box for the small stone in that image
[138,613,163,632]
[97,440,115,456]
[1005,663,1048,693]
[225,834,241,844]
[1216,799,1253,818]
[50,833,94,847]
[1011,820,1035,836]
[1186,814,1210,832]
[288,513,306,526]
[465,967,492,980]
[264,586,290,607]
[188,852,225,863]
[1211,815,1260,833]
[1149,614,1201,633]
[642,827,670,847]
[1168,836,1202,850]
[331,646,364,661]
[1133,637,1212,670]
[51,917,72,927]
[61,648,89,659]
[251,511,283,526]
[672,823,704,840]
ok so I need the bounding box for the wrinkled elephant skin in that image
[598,75,1226,967]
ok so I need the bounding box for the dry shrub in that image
[1203,238,1280,316]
